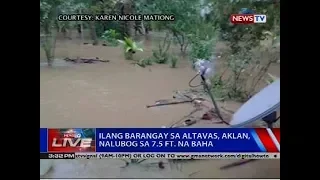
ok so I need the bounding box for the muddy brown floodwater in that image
[40,38,280,179]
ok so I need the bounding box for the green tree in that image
[137,0,201,54]
[208,0,280,101]
[40,0,63,66]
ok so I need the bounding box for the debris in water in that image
[40,159,53,176]
[188,170,201,177]
[64,57,110,64]
[184,119,196,126]
[202,111,213,120]
[158,161,165,169]
[220,159,258,170]
[120,160,130,168]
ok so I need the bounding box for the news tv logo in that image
[230,14,267,24]
[48,128,96,152]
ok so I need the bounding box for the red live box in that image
[47,128,96,152]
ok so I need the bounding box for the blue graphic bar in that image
[40,128,48,152]
[95,128,262,152]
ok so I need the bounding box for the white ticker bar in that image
[74,152,280,160]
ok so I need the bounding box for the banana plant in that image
[117,37,143,60]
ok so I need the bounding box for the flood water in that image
[40,36,280,178]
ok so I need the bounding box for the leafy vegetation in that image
[170,56,178,68]
[118,37,143,60]
[206,0,280,102]
[101,29,120,46]
[152,33,171,64]
[136,57,153,68]
[40,0,280,102]
[40,0,61,66]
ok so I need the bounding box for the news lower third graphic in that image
[47,128,96,152]
[40,152,280,160]
[40,128,280,158]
